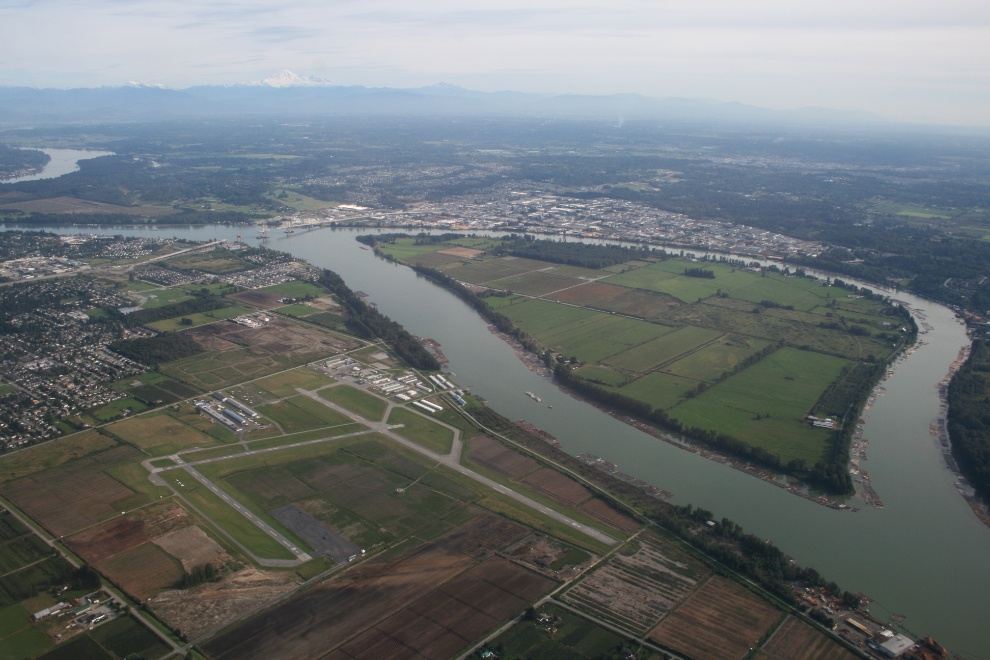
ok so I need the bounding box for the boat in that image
[525,391,542,402]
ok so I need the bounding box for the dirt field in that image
[166,319,358,390]
[521,468,593,507]
[438,246,484,258]
[65,503,190,560]
[335,557,553,660]
[649,576,781,660]
[578,498,641,533]
[0,196,175,216]
[0,446,141,536]
[565,535,705,636]
[203,515,527,660]
[757,616,858,660]
[99,542,185,600]
[467,436,539,478]
[593,288,682,318]
[546,282,629,305]
[152,567,300,640]
[152,525,224,572]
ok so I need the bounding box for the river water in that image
[0,148,116,183]
[8,223,988,657]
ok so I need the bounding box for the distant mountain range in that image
[0,70,885,127]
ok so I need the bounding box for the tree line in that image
[108,333,203,367]
[947,339,990,502]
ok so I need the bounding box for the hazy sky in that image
[1,0,988,125]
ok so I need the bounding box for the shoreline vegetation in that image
[357,232,919,497]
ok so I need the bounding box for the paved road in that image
[300,379,619,547]
[143,371,618,570]
[143,426,378,567]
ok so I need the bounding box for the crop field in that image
[0,195,174,217]
[497,256,558,270]
[660,301,892,360]
[337,557,553,660]
[497,298,596,334]
[149,305,250,331]
[467,436,540,478]
[386,408,455,454]
[0,446,142,537]
[564,535,708,636]
[0,535,50,574]
[107,413,221,455]
[521,469,592,507]
[671,348,848,463]
[398,251,466,268]
[100,542,185,600]
[588,287,683,318]
[757,616,857,660]
[478,294,524,309]
[543,264,608,279]
[664,335,771,382]
[648,576,780,660]
[36,635,113,660]
[203,515,529,660]
[0,557,77,610]
[90,615,171,660]
[439,259,529,284]
[574,365,631,387]
[487,270,584,296]
[545,281,630,305]
[537,314,676,363]
[578,499,641,533]
[0,430,116,482]
[319,385,389,421]
[603,371,703,410]
[605,325,722,372]
[0,602,51,659]
[162,319,357,390]
[487,602,625,660]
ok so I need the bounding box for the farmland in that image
[486,602,636,660]
[203,517,547,660]
[757,616,857,660]
[160,318,358,391]
[648,576,781,660]
[380,237,908,479]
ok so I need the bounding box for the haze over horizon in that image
[1,0,988,126]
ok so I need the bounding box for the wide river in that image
[0,148,115,183]
[8,223,988,657]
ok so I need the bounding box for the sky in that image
[1,0,988,125]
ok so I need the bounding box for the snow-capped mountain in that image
[243,70,332,88]
[124,81,171,89]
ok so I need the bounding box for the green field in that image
[605,326,722,372]
[256,396,353,434]
[135,288,192,309]
[148,305,249,331]
[258,280,326,299]
[664,335,770,382]
[440,259,529,284]
[486,270,583,296]
[386,407,454,454]
[498,299,597,334]
[486,603,630,660]
[275,303,319,317]
[671,348,849,463]
[573,366,631,387]
[603,371,702,410]
[255,368,337,397]
[538,314,677,363]
[319,385,388,421]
